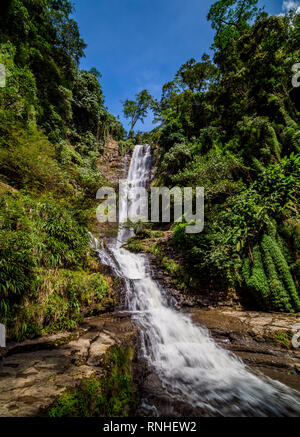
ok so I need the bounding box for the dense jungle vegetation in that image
[0,0,125,340]
[0,0,300,346]
[139,0,300,312]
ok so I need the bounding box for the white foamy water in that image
[96,144,300,417]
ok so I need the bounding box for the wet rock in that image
[87,333,114,366]
[60,338,90,365]
[7,332,83,356]
[143,372,163,391]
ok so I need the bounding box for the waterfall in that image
[98,144,300,417]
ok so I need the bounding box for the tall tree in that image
[207,0,264,34]
[207,0,265,72]
[122,89,153,132]
[175,54,218,93]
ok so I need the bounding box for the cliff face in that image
[98,136,128,188]
[93,136,131,242]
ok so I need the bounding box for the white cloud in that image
[282,1,300,13]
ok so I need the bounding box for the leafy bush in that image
[10,269,111,340]
[0,191,103,337]
[0,119,67,192]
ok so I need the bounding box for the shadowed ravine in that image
[96,144,300,417]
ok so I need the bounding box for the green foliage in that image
[260,235,291,311]
[12,269,111,340]
[174,54,218,93]
[122,89,153,133]
[147,243,163,256]
[0,0,123,186]
[100,345,136,416]
[119,138,135,157]
[172,154,300,303]
[160,142,192,176]
[49,345,136,417]
[0,0,125,338]
[0,120,65,191]
[171,148,246,201]
[242,233,300,312]
[125,238,144,252]
[0,190,113,339]
[161,257,189,289]
[267,330,294,349]
[264,235,300,312]
[207,0,263,33]
[149,1,300,312]
[49,378,103,418]
[242,244,270,309]
[162,257,181,276]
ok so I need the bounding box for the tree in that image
[207,0,265,64]
[89,67,102,79]
[175,54,218,93]
[207,0,263,34]
[122,90,153,132]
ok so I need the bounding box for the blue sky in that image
[72,0,294,132]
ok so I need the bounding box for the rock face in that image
[0,313,137,417]
[149,253,239,308]
[98,136,128,187]
[95,136,129,240]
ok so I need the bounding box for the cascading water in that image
[96,144,300,417]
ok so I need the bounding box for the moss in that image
[147,243,163,256]
[125,238,163,257]
[242,233,300,313]
[49,378,103,417]
[267,330,293,349]
[266,235,300,312]
[260,234,292,312]
[49,345,136,417]
[243,245,270,309]
[125,238,145,252]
